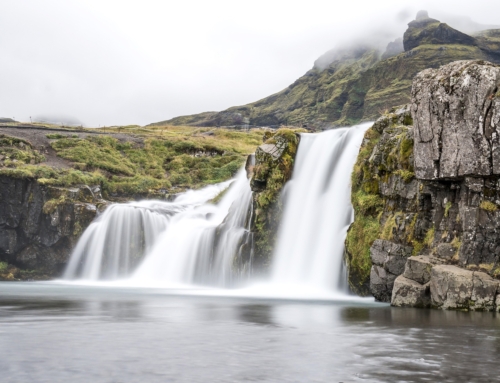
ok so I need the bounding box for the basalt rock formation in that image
[348,60,500,311]
[0,175,107,280]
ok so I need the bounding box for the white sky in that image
[1,0,499,126]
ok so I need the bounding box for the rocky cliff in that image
[152,12,500,130]
[348,60,500,311]
[0,176,105,280]
[248,128,302,268]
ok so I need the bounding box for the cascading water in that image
[64,180,234,281]
[270,123,370,292]
[132,168,252,286]
[63,124,368,297]
[63,170,253,286]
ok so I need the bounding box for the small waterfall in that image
[132,169,252,286]
[64,181,233,281]
[271,124,370,291]
[63,124,368,296]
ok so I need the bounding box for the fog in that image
[1,0,499,127]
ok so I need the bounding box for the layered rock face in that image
[348,60,500,310]
[412,61,500,179]
[0,176,106,279]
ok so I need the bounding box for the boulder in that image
[430,265,499,310]
[411,61,500,180]
[370,265,397,303]
[403,255,434,284]
[391,275,430,308]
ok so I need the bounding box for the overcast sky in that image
[1,0,499,126]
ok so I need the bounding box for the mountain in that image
[151,11,500,129]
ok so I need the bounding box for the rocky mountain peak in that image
[404,11,476,51]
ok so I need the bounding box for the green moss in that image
[444,201,452,217]
[480,200,498,212]
[43,195,70,214]
[395,169,415,183]
[424,226,435,248]
[345,215,380,289]
[0,262,7,272]
[251,128,302,263]
[380,213,400,240]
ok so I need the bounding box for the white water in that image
[63,124,369,298]
[64,180,233,280]
[132,169,252,286]
[271,124,370,291]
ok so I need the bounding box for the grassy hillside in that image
[0,125,263,199]
[153,19,500,130]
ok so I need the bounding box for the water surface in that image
[0,282,499,383]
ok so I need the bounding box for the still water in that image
[0,282,499,383]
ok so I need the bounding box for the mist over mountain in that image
[154,11,500,129]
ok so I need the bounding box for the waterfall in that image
[131,169,252,286]
[271,124,370,291]
[64,180,234,280]
[63,124,368,295]
[64,170,252,285]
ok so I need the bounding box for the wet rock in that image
[391,275,430,308]
[496,294,500,312]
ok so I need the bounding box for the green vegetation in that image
[156,31,497,130]
[0,262,7,272]
[480,200,498,212]
[251,128,303,264]
[346,109,421,294]
[0,134,45,165]
[0,126,264,198]
[444,201,453,217]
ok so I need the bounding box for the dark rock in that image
[370,265,397,303]
[0,175,103,277]
[404,12,476,52]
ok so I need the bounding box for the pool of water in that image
[0,282,499,383]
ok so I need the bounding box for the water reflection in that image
[0,283,499,383]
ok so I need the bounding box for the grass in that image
[0,126,265,198]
